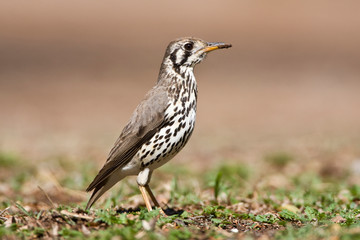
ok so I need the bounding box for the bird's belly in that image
[136,105,196,170]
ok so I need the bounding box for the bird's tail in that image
[85,175,125,210]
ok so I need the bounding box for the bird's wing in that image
[86,85,169,192]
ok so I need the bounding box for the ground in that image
[1,143,360,239]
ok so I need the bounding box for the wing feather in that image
[86,86,169,192]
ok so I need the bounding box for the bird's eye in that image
[184,42,194,51]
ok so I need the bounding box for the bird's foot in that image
[157,207,166,216]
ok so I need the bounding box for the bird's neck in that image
[158,66,198,103]
[158,57,193,82]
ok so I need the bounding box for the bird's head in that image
[162,37,232,73]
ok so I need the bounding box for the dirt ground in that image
[0,0,360,192]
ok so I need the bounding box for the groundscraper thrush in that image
[86,37,232,212]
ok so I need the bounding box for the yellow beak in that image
[202,42,232,53]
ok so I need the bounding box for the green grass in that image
[1,151,360,239]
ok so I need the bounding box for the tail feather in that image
[86,173,126,210]
[86,185,110,210]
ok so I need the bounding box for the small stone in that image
[142,218,156,231]
[331,215,346,223]
[81,225,91,236]
[280,204,300,213]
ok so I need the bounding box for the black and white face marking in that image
[168,38,208,72]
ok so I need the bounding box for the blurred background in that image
[0,0,360,186]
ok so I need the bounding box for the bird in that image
[85,37,231,212]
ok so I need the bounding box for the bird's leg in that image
[145,185,160,207]
[137,168,165,215]
[138,185,153,212]
[137,168,154,212]
[145,184,166,215]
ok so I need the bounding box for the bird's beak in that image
[202,42,232,53]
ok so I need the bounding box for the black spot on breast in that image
[141,150,150,160]
[179,115,185,122]
[165,133,172,139]
[185,79,189,88]
[176,136,184,148]
[169,115,175,121]
[180,133,187,145]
